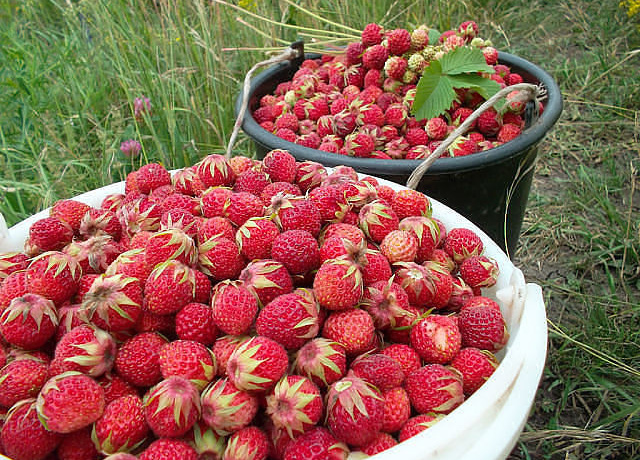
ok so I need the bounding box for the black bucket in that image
[236,51,563,257]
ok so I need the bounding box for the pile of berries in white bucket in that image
[0,149,546,460]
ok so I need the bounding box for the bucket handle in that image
[405,83,545,190]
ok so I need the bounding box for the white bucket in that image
[0,171,547,460]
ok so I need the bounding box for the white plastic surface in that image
[0,171,547,460]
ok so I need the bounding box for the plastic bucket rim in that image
[237,51,563,177]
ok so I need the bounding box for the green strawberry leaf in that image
[447,74,501,99]
[439,47,495,75]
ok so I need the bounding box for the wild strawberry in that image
[0,252,28,280]
[96,372,139,405]
[200,377,259,435]
[196,154,236,188]
[358,199,399,243]
[275,127,297,142]
[186,421,227,459]
[135,163,171,194]
[384,55,408,80]
[443,34,466,51]
[451,347,499,395]
[386,28,411,55]
[308,185,350,225]
[295,161,328,192]
[197,216,235,245]
[235,217,279,262]
[158,340,216,390]
[234,168,271,197]
[458,20,479,40]
[379,386,411,433]
[296,132,322,149]
[381,343,422,378]
[326,375,384,447]
[239,259,293,307]
[380,229,418,263]
[1,399,61,460]
[322,309,375,356]
[313,258,363,311]
[476,107,502,136]
[361,23,384,46]
[175,302,218,346]
[293,337,347,388]
[198,236,245,281]
[446,275,476,311]
[350,353,405,391]
[405,364,464,414]
[398,216,439,263]
[362,44,388,70]
[430,247,456,271]
[117,197,162,240]
[443,227,484,264]
[224,426,270,460]
[398,413,445,442]
[92,394,149,455]
[261,182,302,207]
[105,248,151,288]
[497,122,522,143]
[81,274,143,332]
[139,438,198,460]
[261,149,297,183]
[271,229,321,276]
[361,432,397,455]
[410,315,462,364]
[226,335,289,393]
[458,303,509,352]
[50,199,92,235]
[268,194,322,237]
[459,255,500,289]
[114,332,168,388]
[407,52,428,73]
[392,190,431,221]
[424,116,447,140]
[448,135,478,157]
[134,308,175,335]
[340,179,379,210]
[143,376,201,438]
[223,191,264,227]
[0,354,49,408]
[361,278,411,330]
[172,166,206,196]
[266,374,323,439]
[57,427,99,460]
[28,216,74,252]
[384,102,408,128]
[144,260,196,315]
[211,280,258,336]
[52,324,116,377]
[200,186,232,218]
[393,262,436,307]
[0,293,57,349]
[36,371,105,433]
[144,228,197,270]
[63,235,122,274]
[283,426,349,460]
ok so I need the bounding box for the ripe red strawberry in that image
[362,23,384,46]
[380,229,418,263]
[117,197,163,241]
[139,438,198,460]
[63,235,122,275]
[79,207,123,241]
[200,186,233,218]
[36,371,105,433]
[497,123,523,143]
[313,258,363,311]
[380,386,411,433]
[326,374,384,447]
[175,302,218,346]
[81,274,143,332]
[224,425,270,460]
[451,347,499,395]
[211,280,258,336]
[398,216,440,263]
[384,55,408,80]
[172,166,206,196]
[196,154,236,188]
[0,293,58,349]
[239,259,293,307]
[135,163,171,194]
[410,315,462,364]
[200,377,259,435]
[476,107,502,136]
[386,28,411,55]
[0,252,28,281]
[293,337,347,389]
[459,255,500,289]
[350,353,405,391]
[114,332,168,388]
[235,217,279,261]
[0,354,49,408]
[96,372,139,405]
[53,324,116,377]
[226,335,289,393]
[268,194,322,237]
[1,399,61,460]
[27,251,82,306]
[266,374,323,439]
[358,199,399,243]
[380,343,422,378]
[392,189,431,220]
[263,149,297,183]
[274,113,299,132]
[143,376,201,438]
[319,222,365,246]
[260,181,302,206]
[223,191,264,227]
[361,432,397,455]
[105,248,151,287]
[57,427,99,460]
[443,227,484,264]
[197,216,235,244]
[405,364,464,414]
[283,426,349,460]
[458,303,509,352]
[462,295,502,312]
[92,394,149,455]
[362,44,389,70]
[398,413,445,442]
[28,216,74,252]
[360,278,411,330]
[322,308,375,356]
[340,179,379,210]
[271,229,321,275]
[158,340,217,390]
[144,260,196,315]
[50,199,92,235]
[295,161,328,193]
[144,227,197,269]
[234,168,271,196]
[198,236,245,281]
[308,185,350,225]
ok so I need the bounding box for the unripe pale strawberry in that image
[200,377,259,435]
[380,229,418,263]
[143,376,201,438]
[92,394,149,455]
[313,258,363,311]
[326,375,384,447]
[266,374,323,439]
[226,335,289,393]
[1,399,62,460]
[0,293,58,349]
[36,371,105,433]
[211,280,258,336]
[405,364,464,414]
[410,315,462,364]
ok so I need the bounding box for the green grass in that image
[1,0,639,458]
